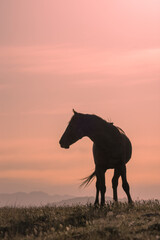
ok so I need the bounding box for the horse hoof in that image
[129,200,134,206]
[94,203,100,208]
[100,202,106,207]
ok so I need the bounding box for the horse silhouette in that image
[59,110,133,206]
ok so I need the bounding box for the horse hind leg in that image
[112,168,120,202]
[100,172,106,206]
[120,164,133,203]
[94,179,100,205]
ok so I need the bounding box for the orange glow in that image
[0,0,160,199]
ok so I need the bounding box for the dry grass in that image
[0,200,159,239]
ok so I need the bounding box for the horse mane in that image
[116,126,126,135]
[70,112,126,136]
[86,114,110,127]
[85,114,126,135]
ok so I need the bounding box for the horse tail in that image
[80,171,96,188]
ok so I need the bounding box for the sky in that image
[0,0,160,200]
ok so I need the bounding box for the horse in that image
[59,109,133,206]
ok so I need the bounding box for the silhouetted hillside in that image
[53,196,95,206]
[0,192,128,207]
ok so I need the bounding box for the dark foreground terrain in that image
[0,201,159,240]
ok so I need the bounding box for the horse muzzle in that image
[59,140,70,149]
[61,144,70,149]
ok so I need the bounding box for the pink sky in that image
[0,0,160,199]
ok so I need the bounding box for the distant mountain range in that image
[0,191,126,207]
[0,191,74,207]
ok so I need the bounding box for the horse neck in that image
[86,116,123,148]
[84,117,111,144]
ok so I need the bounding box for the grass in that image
[0,200,159,239]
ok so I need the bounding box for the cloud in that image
[0,137,93,171]
[0,83,11,90]
[20,108,69,116]
[1,46,159,78]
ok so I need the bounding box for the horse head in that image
[59,109,85,149]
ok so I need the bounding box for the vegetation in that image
[0,201,159,240]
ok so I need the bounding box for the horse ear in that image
[73,109,78,115]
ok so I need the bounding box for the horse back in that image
[121,133,132,164]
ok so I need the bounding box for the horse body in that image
[59,110,133,205]
[93,135,132,167]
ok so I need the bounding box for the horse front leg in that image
[96,167,106,206]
